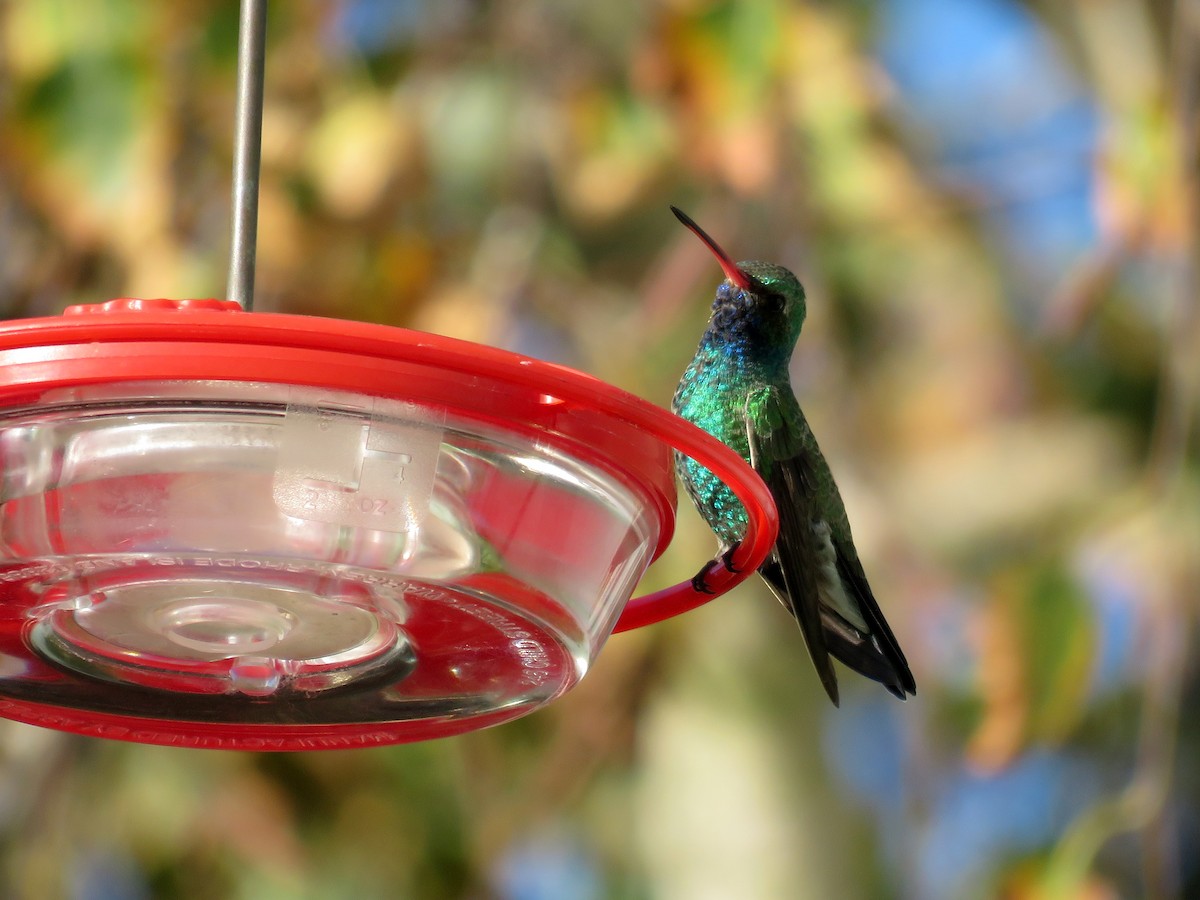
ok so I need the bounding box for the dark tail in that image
[760,558,915,701]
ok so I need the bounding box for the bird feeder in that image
[0,2,778,749]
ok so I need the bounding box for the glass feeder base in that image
[0,379,663,749]
[0,561,584,749]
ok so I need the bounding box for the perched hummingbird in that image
[670,206,915,706]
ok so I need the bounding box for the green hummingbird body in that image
[670,208,914,705]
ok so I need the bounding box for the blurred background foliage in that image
[0,0,1198,897]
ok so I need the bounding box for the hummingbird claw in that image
[720,543,743,575]
[690,543,745,594]
[691,569,717,595]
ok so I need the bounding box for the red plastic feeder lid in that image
[0,300,778,749]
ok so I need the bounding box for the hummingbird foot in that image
[690,566,718,594]
[689,543,744,594]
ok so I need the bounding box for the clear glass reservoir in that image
[0,302,693,748]
[0,381,665,748]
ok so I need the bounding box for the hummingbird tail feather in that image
[819,609,913,700]
[831,548,916,698]
[759,556,915,701]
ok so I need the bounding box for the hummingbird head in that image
[671,207,807,362]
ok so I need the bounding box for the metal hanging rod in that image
[226,0,268,311]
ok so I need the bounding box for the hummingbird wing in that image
[744,387,841,706]
[747,388,915,702]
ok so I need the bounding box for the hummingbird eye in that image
[759,287,786,311]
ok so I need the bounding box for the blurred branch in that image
[1039,595,1187,899]
[1147,0,1200,491]
[1038,231,1131,339]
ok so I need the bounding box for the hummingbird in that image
[670,206,915,706]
